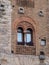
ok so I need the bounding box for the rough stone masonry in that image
[0,0,12,54]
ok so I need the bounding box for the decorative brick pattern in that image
[16,45,36,55]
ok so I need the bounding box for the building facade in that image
[11,0,49,56]
[0,0,49,65]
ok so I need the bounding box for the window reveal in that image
[17,27,33,46]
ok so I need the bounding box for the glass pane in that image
[18,29,22,32]
[27,30,31,33]
[25,34,31,43]
[41,40,46,46]
[17,33,22,42]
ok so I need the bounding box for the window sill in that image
[16,44,35,48]
[17,42,34,46]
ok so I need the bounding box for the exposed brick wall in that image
[0,0,45,56]
[11,0,49,55]
[12,17,36,55]
[16,45,36,55]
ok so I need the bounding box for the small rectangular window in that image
[41,39,46,46]
[1,4,4,7]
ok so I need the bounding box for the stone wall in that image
[0,0,12,54]
[0,53,49,65]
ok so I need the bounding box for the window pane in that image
[41,39,46,46]
[17,33,22,42]
[18,28,23,32]
[25,34,31,43]
[18,29,22,32]
[27,34,31,42]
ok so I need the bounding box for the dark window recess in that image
[40,11,43,13]
[18,7,24,14]
[17,42,24,45]
[12,5,15,7]
[16,0,34,7]
[39,51,45,60]
[1,4,4,7]
[39,11,44,17]
[20,8,23,10]
[40,51,45,55]
[11,50,14,53]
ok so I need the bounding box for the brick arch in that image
[12,16,36,31]
[16,21,35,31]
[12,17,36,54]
[12,16,36,43]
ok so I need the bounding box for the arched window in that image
[17,27,24,45]
[25,28,33,46]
